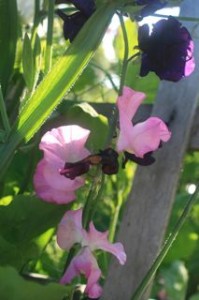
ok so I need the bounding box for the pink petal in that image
[33,159,84,204]
[117,86,146,123]
[33,125,91,204]
[60,248,102,299]
[185,40,195,76]
[40,125,90,164]
[57,208,85,250]
[85,223,127,265]
[116,86,171,157]
[127,117,171,157]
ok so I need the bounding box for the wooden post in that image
[101,1,199,299]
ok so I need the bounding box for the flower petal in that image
[33,125,90,204]
[128,117,171,157]
[60,248,102,299]
[33,159,84,204]
[57,208,85,250]
[116,87,171,157]
[117,86,146,123]
[138,16,195,81]
[85,222,127,265]
[40,125,90,164]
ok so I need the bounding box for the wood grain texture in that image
[101,1,199,299]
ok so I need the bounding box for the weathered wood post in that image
[101,0,199,299]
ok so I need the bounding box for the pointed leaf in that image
[22,33,35,89]
[0,0,18,94]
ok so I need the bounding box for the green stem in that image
[44,0,55,74]
[0,85,11,133]
[104,12,130,147]
[91,62,119,93]
[108,190,123,242]
[127,52,140,63]
[117,12,129,96]
[82,171,105,229]
[131,185,199,300]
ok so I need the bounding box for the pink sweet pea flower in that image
[33,125,90,204]
[117,86,171,158]
[60,248,102,299]
[57,208,126,298]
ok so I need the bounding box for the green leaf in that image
[67,102,109,151]
[0,195,68,269]
[22,33,36,90]
[33,34,42,71]
[0,0,18,94]
[0,3,117,178]
[0,266,71,300]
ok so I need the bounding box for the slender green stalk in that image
[117,12,129,96]
[131,185,199,300]
[0,85,11,133]
[91,62,119,93]
[127,52,140,63]
[82,171,105,229]
[44,0,55,74]
[108,190,123,242]
[104,12,129,147]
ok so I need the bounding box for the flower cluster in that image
[56,0,195,82]
[32,0,195,298]
[34,86,171,205]
[33,86,170,297]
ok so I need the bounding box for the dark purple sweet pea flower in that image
[60,148,119,178]
[138,16,195,81]
[56,0,95,42]
[122,151,156,168]
[135,0,167,19]
[57,10,88,42]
